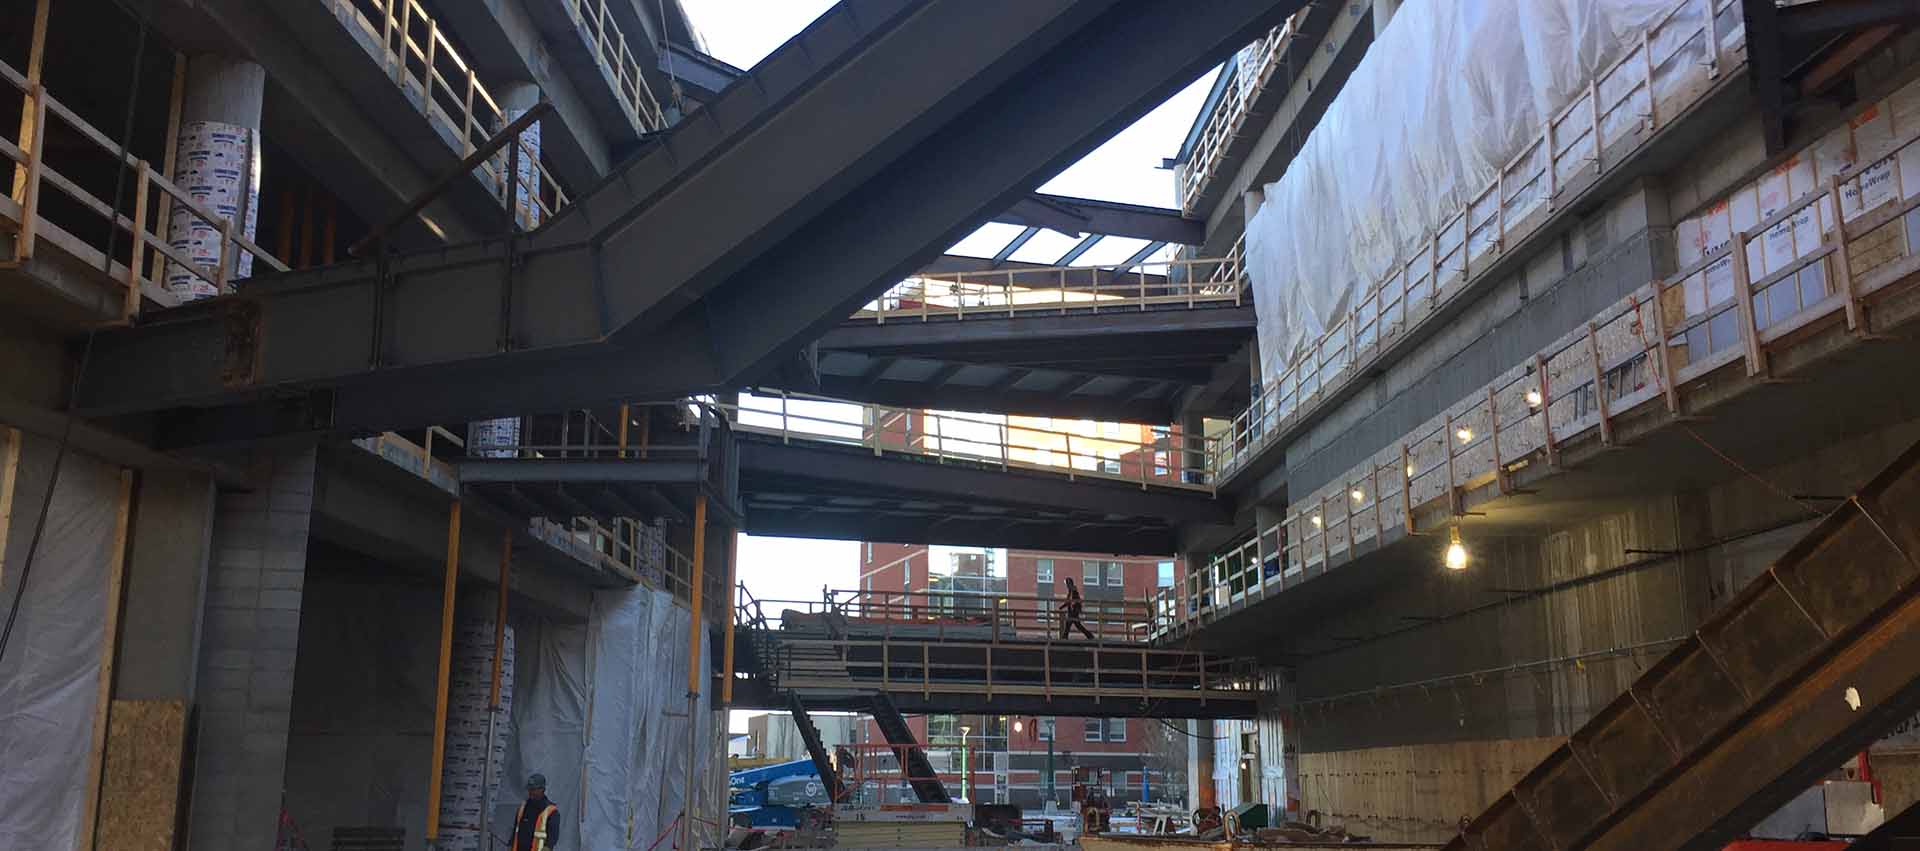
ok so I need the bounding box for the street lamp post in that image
[959,725,972,802]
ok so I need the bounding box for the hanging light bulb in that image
[1350,489,1365,502]
[1525,388,1543,408]
[1455,426,1473,443]
[1444,526,1469,571]
[1014,719,1025,734]
[1310,515,1322,527]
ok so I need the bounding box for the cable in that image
[0,4,148,671]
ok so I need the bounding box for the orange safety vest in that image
[512,802,560,851]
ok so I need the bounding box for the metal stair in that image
[868,693,951,804]
[785,693,846,803]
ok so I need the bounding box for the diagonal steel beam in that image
[1448,438,1920,851]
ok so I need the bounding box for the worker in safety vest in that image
[511,773,562,851]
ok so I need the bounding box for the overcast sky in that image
[679,0,1218,732]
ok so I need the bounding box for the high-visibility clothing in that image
[512,801,560,851]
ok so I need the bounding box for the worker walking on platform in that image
[1059,578,1096,640]
[511,773,562,851]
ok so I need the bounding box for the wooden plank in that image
[0,428,18,586]
[78,469,136,851]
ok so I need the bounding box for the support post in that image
[481,528,511,851]
[426,500,462,850]
[721,529,739,705]
[682,493,709,851]
[10,0,48,202]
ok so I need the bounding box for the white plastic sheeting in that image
[0,438,120,849]
[504,587,724,850]
[1246,0,1709,385]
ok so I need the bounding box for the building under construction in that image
[11,0,1920,849]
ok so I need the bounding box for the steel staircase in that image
[868,693,951,804]
[785,693,846,803]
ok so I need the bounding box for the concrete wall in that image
[188,448,317,851]
[116,469,217,701]
[282,560,442,849]
[1276,416,1920,833]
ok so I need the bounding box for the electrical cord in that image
[0,4,148,671]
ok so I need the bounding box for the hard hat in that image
[527,772,547,789]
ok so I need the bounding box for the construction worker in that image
[511,773,562,851]
[1058,577,1096,640]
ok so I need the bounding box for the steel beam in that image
[1777,0,1920,38]
[73,0,1299,439]
[994,193,1204,244]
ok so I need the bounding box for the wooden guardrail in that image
[1,57,287,319]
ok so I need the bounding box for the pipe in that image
[682,493,708,851]
[481,528,511,851]
[426,500,462,850]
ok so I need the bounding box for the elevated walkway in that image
[724,394,1230,553]
[71,0,1305,441]
[731,589,1259,719]
[810,246,1253,421]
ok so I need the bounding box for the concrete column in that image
[1181,409,1207,486]
[167,55,265,301]
[187,448,316,851]
[498,81,542,229]
[1255,502,1285,578]
[466,82,542,463]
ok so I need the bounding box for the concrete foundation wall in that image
[1279,416,1920,832]
[1297,736,1560,843]
[188,448,316,851]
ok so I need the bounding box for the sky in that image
[679,1,1220,732]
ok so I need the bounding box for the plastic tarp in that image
[503,614,590,844]
[0,437,121,849]
[1246,0,1705,385]
[507,586,724,850]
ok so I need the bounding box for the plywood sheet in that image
[97,699,189,851]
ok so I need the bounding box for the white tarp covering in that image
[1246,0,1711,385]
[0,438,120,849]
[507,587,724,850]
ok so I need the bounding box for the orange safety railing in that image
[1179,16,1300,215]
[335,0,570,227]
[722,392,1217,491]
[1211,0,1744,481]
[749,588,1155,644]
[1,59,287,319]
[854,241,1246,323]
[558,0,672,131]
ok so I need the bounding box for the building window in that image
[866,542,873,562]
[1106,561,1124,587]
[1083,561,1102,585]
[1040,718,1055,741]
[1084,719,1103,742]
[1157,561,1175,588]
[1098,448,1121,474]
[1036,558,1054,583]
[1106,719,1126,742]
[1101,421,1124,438]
